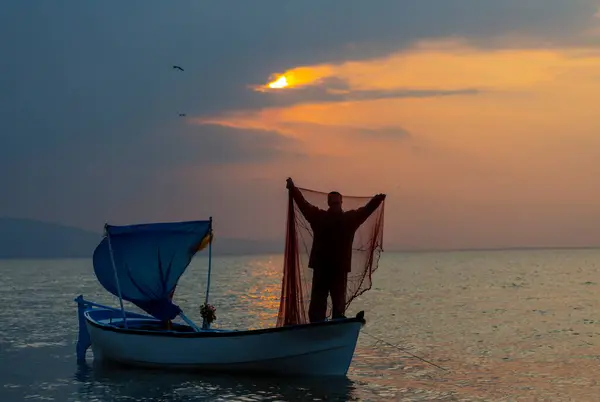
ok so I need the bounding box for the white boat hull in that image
[79,303,365,376]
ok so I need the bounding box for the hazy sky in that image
[3,1,600,249]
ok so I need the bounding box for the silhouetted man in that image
[286,177,386,322]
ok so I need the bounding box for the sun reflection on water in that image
[237,258,282,329]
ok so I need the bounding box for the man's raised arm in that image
[286,178,320,223]
[349,193,386,228]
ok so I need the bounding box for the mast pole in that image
[204,216,213,306]
[105,223,128,329]
[201,217,213,330]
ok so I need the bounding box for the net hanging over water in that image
[277,185,385,327]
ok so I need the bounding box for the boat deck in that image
[93,315,231,333]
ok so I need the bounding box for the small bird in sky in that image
[178,113,186,117]
[173,65,184,71]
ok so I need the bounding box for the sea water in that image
[1,249,600,401]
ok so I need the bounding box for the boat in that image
[74,218,367,376]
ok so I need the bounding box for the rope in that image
[362,330,450,372]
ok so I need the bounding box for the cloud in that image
[2,0,600,247]
[190,117,414,163]
[0,120,301,230]
[353,126,412,140]
[253,76,481,109]
[151,123,304,168]
[276,121,412,142]
[1,117,299,174]
[2,1,598,119]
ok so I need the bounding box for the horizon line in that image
[1,245,598,261]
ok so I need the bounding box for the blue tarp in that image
[92,220,212,321]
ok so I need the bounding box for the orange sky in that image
[190,38,600,249]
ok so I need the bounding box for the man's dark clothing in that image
[290,188,383,322]
[309,269,348,322]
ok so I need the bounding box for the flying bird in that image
[172,65,184,71]
[179,113,186,117]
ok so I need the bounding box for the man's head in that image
[327,191,343,210]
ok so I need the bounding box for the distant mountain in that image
[0,218,284,259]
[0,218,102,259]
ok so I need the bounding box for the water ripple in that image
[2,250,600,400]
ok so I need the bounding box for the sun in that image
[267,75,289,89]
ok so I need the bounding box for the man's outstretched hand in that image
[373,193,386,202]
[286,177,295,190]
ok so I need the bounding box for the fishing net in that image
[276,186,385,327]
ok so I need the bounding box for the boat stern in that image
[74,295,92,363]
